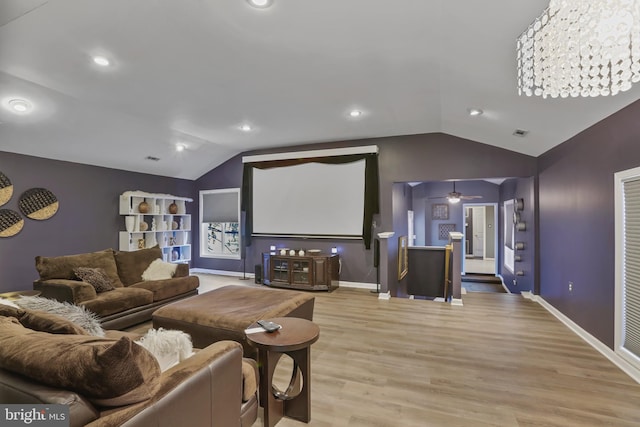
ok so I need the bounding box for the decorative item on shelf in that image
[179,218,184,230]
[171,220,178,230]
[308,249,322,254]
[289,249,296,256]
[137,238,145,249]
[125,216,135,232]
[515,242,525,251]
[0,171,13,207]
[168,202,178,214]
[176,200,186,214]
[138,201,149,213]
[516,222,527,231]
[18,188,59,220]
[154,204,160,214]
[169,236,177,246]
[0,209,24,237]
[298,249,305,256]
[146,233,157,248]
[139,221,149,232]
[171,249,179,261]
[513,211,521,224]
[280,249,287,256]
[515,198,524,212]
[515,255,523,262]
[151,218,156,231]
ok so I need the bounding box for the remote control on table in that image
[257,320,281,333]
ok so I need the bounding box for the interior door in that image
[472,206,485,258]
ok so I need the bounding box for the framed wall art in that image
[432,203,449,220]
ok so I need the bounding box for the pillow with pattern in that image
[74,267,115,293]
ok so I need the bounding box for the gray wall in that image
[0,151,193,293]
[538,99,640,348]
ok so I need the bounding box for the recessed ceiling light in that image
[247,0,273,8]
[468,108,483,116]
[7,98,33,114]
[349,110,362,118]
[240,124,252,132]
[92,56,111,67]
[175,143,186,152]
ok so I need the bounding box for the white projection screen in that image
[252,160,366,238]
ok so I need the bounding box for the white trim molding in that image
[526,293,640,384]
[243,145,378,163]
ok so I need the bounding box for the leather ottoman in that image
[152,285,315,357]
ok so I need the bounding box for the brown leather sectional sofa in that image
[33,246,199,329]
[0,311,258,427]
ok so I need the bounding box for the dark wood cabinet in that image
[262,253,339,291]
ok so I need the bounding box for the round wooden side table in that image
[246,317,320,427]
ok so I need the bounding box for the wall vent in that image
[513,129,528,137]
[145,156,161,161]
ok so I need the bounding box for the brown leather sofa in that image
[33,246,199,329]
[0,311,258,427]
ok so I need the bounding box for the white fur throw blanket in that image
[135,328,194,371]
[15,296,105,336]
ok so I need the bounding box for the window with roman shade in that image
[615,166,640,373]
[199,188,241,259]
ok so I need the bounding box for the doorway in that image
[462,203,497,275]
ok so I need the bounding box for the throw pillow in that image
[0,317,160,406]
[15,296,104,337]
[114,245,163,285]
[135,328,194,371]
[141,259,178,281]
[74,267,115,293]
[0,304,88,335]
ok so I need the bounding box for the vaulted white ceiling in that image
[1,0,639,179]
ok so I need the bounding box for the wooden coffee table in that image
[246,317,320,427]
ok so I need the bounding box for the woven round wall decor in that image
[18,188,59,220]
[0,209,24,237]
[0,171,13,207]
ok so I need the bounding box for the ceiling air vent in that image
[513,129,528,137]
[145,156,161,161]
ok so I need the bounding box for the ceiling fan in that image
[429,182,483,204]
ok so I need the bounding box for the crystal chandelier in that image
[517,0,640,98]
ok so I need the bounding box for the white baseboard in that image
[190,268,255,279]
[339,280,377,290]
[528,293,640,384]
[378,291,391,300]
[191,269,376,290]
[451,298,463,306]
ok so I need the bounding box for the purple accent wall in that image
[499,178,535,293]
[412,180,500,246]
[379,134,537,295]
[193,133,537,294]
[391,182,413,297]
[0,151,194,293]
[538,99,640,349]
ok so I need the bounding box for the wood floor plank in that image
[129,278,640,426]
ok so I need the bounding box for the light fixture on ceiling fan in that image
[429,182,483,204]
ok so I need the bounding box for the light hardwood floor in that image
[134,276,640,426]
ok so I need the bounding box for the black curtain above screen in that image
[241,153,379,249]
